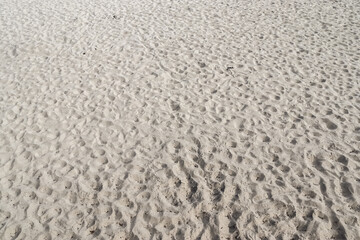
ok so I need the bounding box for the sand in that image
[1,0,360,239]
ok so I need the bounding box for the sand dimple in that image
[1,0,360,239]
[323,118,338,130]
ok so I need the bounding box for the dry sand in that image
[1,0,360,239]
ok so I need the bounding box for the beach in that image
[0,0,359,239]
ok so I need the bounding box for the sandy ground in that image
[1,0,360,239]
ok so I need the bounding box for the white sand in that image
[1,0,360,239]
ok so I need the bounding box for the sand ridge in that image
[0,0,360,239]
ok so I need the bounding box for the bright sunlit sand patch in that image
[1,0,359,239]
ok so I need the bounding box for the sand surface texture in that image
[1,0,360,239]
